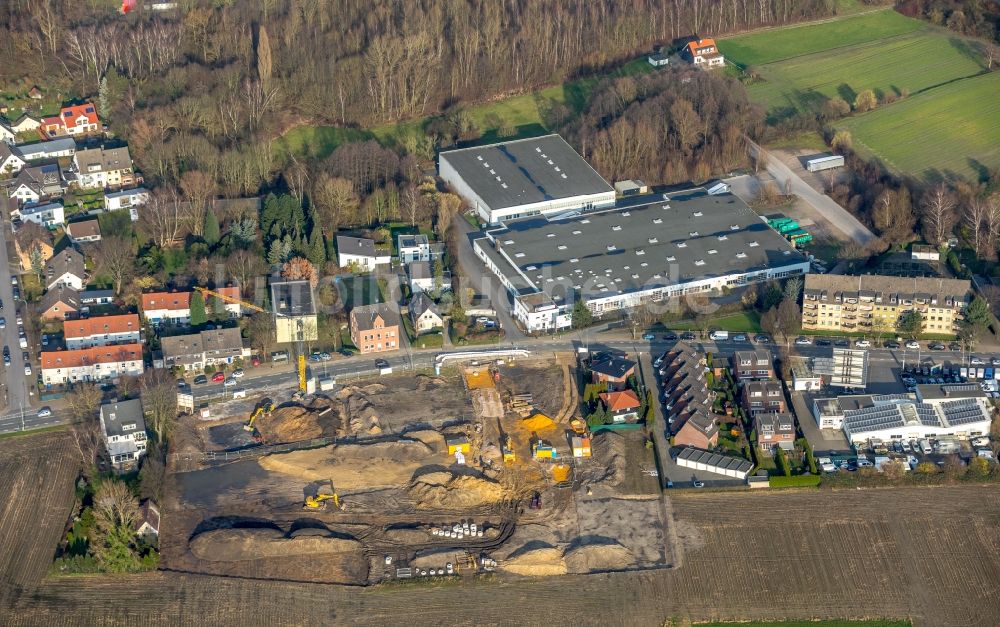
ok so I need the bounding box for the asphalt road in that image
[0,217,32,417]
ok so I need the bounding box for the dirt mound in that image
[408,471,505,509]
[563,541,634,573]
[258,438,434,489]
[414,374,448,391]
[521,413,555,433]
[256,398,337,443]
[579,431,627,487]
[190,528,361,561]
[502,547,567,576]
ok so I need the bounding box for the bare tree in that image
[226,249,267,295]
[94,236,136,295]
[140,189,185,248]
[66,384,103,422]
[986,193,1000,259]
[920,184,957,245]
[246,312,276,360]
[257,25,273,88]
[311,173,358,233]
[139,370,178,442]
[68,416,102,476]
[93,479,139,533]
[179,170,217,236]
[966,195,990,258]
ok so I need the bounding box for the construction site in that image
[162,352,672,585]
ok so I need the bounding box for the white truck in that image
[709,330,729,341]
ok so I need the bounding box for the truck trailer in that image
[806,155,845,172]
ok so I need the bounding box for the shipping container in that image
[806,155,845,172]
[778,220,801,233]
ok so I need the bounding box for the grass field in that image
[670,311,762,333]
[718,9,923,67]
[698,621,910,627]
[747,32,984,114]
[838,71,1000,182]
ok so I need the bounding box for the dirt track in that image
[6,484,1000,626]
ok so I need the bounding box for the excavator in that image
[303,479,342,511]
[195,286,309,393]
[244,400,275,432]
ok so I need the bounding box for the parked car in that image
[971,357,985,365]
[680,332,696,340]
[885,341,900,349]
[24,364,31,376]
[0,317,5,329]
[992,358,1000,366]
[663,332,678,341]
[855,339,871,348]
[319,352,332,361]
[223,377,237,387]
[906,341,920,349]
[834,339,850,347]
[754,334,771,344]
[732,334,748,342]
[816,339,831,347]
[794,336,812,345]
[37,407,52,417]
[641,332,655,341]
[692,480,705,488]
[194,374,208,385]
[231,369,245,378]
[929,343,946,351]
[41,334,48,346]
[211,372,226,383]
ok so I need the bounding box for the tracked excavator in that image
[303,479,342,511]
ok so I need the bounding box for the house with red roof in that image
[141,291,191,326]
[41,343,144,385]
[599,389,642,424]
[40,103,100,138]
[685,38,725,67]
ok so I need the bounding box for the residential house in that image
[73,146,134,190]
[0,120,15,144]
[398,233,431,264]
[80,288,115,306]
[685,38,725,67]
[11,114,41,135]
[408,260,452,294]
[336,235,391,271]
[42,103,100,138]
[135,500,160,539]
[0,143,25,174]
[9,164,64,204]
[17,137,76,162]
[673,411,719,449]
[271,280,318,343]
[159,328,247,371]
[44,247,86,291]
[64,314,142,349]
[40,286,80,321]
[41,343,144,385]
[99,398,147,472]
[647,51,670,67]
[409,292,443,334]
[104,187,149,215]
[731,349,774,381]
[755,412,796,451]
[28,87,43,100]
[212,286,243,319]
[141,291,191,326]
[350,303,401,354]
[15,201,64,229]
[741,380,786,416]
[589,354,636,391]
[598,389,642,424]
[66,219,101,243]
[911,244,940,262]
[14,236,53,272]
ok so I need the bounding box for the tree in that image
[921,184,957,244]
[68,413,102,476]
[246,311,276,359]
[257,25,273,88]
[140,189,184,248]
[831,129,853,152]
[139,370,178,442]
[93,479,139,533]
[139,449,166,503]
[226,250,266,299]
[896,310,924,339]
[777,299,800,336]
[959,296,991,348]
[873,187,915,243]
[966,195,990,258]
[853,89,876,113]
[783,276,802,303]
[189,291,208,327]
[203,206,220,246]
[307,227,326,267]
[94,236,136,295]
[281,257,318,288]
[179,170,216,236]
[66,384,103,422]
[569,299,592,328]
[29,245,44,279]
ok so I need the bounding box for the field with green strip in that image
[838,71,1000,182]
[747,32,984,114]
[717,9,923,66]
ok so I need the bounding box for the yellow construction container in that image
[532,442,557,459]
[445,434,471,456]
[552,464,571,483]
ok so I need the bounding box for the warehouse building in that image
[439,134,615,224]
[473,187,809,332]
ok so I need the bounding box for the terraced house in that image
[801,274,971,336]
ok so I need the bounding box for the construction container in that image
[532,443,558,459]
[571,436,592,458]
[778,220,800,233]
[445,434,471,455]
[768,217,792,229]
[317,376,336,391]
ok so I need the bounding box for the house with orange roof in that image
[40,103,101,138]
[64,313,142,349]
[684,38,724,67]
[213,286,244,319]
[41,343,144,385]
[141,291,191,326]
[598,389,642,424]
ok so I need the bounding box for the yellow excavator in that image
[303,479,342,511]
[243,401,275,432]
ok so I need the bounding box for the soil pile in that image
[501,547,567,576]
[563,541,634,573]
[521,413,555,433]
[408,471,505,509]
[190,528,361,561]
[258,438,434,489]
[581,431,627,486]
[256,398,338,443]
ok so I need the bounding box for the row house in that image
[64,314,142,349]
[741,380,786,416]
[731,349,774,381]
[41,343,144,385]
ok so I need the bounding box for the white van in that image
[919,439,933,455]
[232,388,247,399]
[709,331,729,341]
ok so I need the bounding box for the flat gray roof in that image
[440,134,613,210]
[476,188,806,304]
[676,446,753,474]
[271,280,316,316]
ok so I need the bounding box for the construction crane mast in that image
[195,286,309,392]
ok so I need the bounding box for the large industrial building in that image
[472,185,810,332]
[439,134,615,224]
[812,384,991,443]
[802,274,971,336]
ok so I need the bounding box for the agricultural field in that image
[838,71,1000,182]
[6,486,1000,626]
[718,9,924,67]
[0,431,78,593]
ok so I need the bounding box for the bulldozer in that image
[303,479,342,511]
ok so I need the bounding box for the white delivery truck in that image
[709,331,729,341]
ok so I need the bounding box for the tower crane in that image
[194,286,309,392]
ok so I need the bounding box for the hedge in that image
[768,475,821,488]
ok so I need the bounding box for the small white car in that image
[855,339,871,348]
[224,377,237,387]
[24,364,31,376]
[37,407,52,417]
[231,369,245,378]
[971,357,985,365]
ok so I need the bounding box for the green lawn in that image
[698,621,910,627]
[747,32,984,114]
[838,71,1000,182]
[718,9,924,67]
[670,311,762,333]
[337,275,383,309]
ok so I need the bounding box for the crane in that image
[303,479,341,511]
[195,286,309,392]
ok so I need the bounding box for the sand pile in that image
[256,405,323,442]
[521,413,555,433]
[259,438,434,489]
[551,464,571,483]
[501,547,567,576]
[408,471,505,509]
[190,528,361,561]
[563,541,634,573]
